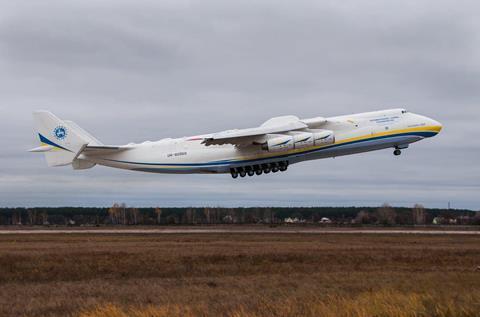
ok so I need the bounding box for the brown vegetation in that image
[0,233,479,316]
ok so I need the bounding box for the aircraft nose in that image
[430,118,443,132]
[424,116,443,136]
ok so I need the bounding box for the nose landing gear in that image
[394,144,408,156]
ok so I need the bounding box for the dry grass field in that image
[0,232,480,316]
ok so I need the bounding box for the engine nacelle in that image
[290,132,314,149]
[263,130,334,152]
[263,135,294,152]
[311,129,335,145]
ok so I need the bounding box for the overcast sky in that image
[0,0,479,209]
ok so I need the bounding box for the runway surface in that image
[0,227,479,235]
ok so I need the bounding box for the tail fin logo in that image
[53,126,68,140]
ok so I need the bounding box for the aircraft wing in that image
[202,115,326,146]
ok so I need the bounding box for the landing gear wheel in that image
[272,166,279,173]
[394,149,401,156]
[279,165,287,172]
[264,168,271,174]
[239,170,247,177]
[255,170,262,175]
[230,169,238,179]
[247,170,255,176]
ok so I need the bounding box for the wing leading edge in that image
[202,115,327,146]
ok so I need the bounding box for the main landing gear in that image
[394,149,402,156]
[230,161,289,179]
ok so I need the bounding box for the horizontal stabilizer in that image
[83,145,133,155]
[28,145,55,152]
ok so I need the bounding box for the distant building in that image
[222,215,234,223]
[284,217,305,224]
[319,217,332,224]
[433,216,458,225]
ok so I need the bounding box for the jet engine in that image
[289,130,335,148]
[262,130,335,152]
[289,132,314,149]
[311,129,335,145]
[262,135,294,152]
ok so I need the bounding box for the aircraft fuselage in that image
[80,108,442,176]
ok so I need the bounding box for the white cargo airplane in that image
[30,109,442,178]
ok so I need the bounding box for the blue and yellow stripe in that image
[101,125,442,170]
[38,134,72,152]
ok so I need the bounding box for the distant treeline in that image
[1,205,479,226]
